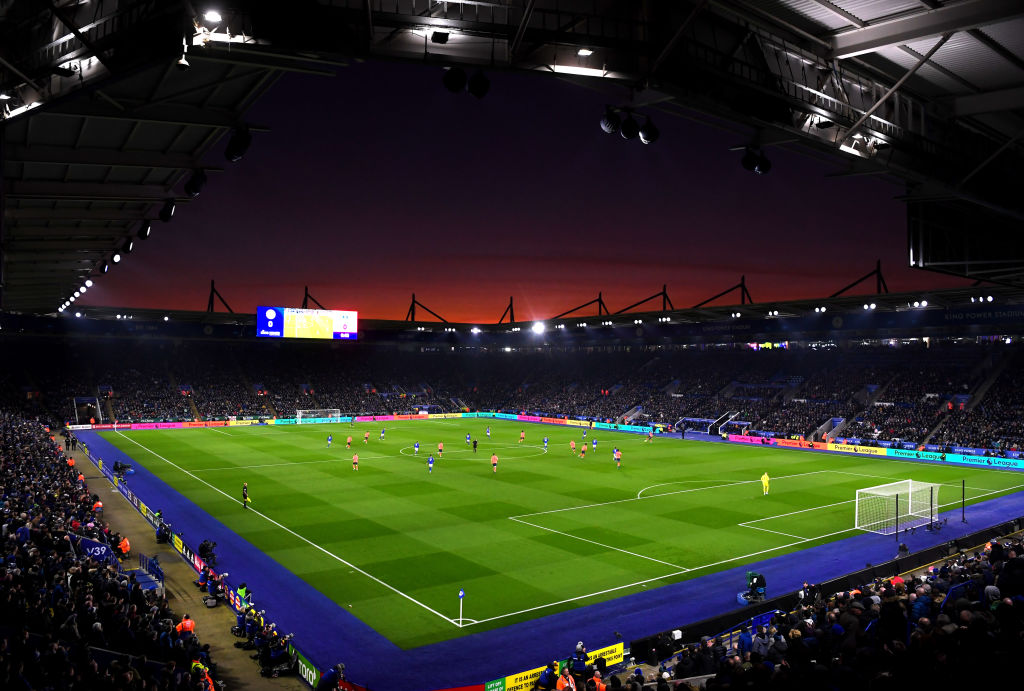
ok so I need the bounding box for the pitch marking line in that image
[194,453,395,472]
[113,431,458,626]
[508,516,689,571]
[740,524,809,540]
[631,470,829,502]
[464,523,872,628]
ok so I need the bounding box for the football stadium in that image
[4,2,1024,691]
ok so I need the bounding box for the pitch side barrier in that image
[67,413,656,435]
[72,435,367,691]
[723,434,1024,471]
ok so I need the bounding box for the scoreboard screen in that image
[256,307,358,340]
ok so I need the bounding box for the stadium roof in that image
[41,283,1024,346]
[3,1,1024,315]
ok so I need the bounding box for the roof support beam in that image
[844,33,951,142]
[6,145,217,170]
[43,104,270,131]
[4,208,161,221]
[829,0,1024,59]
[954,84,1024,116]
[2,181,176,201]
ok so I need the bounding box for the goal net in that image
[855,480,940,535]
[295,409,342,424]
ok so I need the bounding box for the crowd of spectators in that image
[601,534,1024,690]
[7,336,1024,450]
[0,409,222,690]
[932,359,1024,450]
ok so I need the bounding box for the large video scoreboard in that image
[256,307,358,340]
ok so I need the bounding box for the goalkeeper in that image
[761,472,770,495]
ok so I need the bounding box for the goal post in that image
[855,480,940,535]
[295,409,342,424]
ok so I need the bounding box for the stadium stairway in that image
[75,428,1024,691]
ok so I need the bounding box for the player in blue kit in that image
[428,455,434,473]
[486,426,491,438]
[466,433,471,445]
[380,427,386,441]
[582,429,587,439]
[592,438,598,451]
[543,436,549,449]
[327,434,333,448]
[414,441,420,455]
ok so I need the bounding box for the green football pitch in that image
[100,420,1024,649]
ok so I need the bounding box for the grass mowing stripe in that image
[508,516,690,570]
[112,430,458,627]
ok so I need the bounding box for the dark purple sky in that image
[82,60,966,322]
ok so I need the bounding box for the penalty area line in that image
[112,431,459,627]
[509,517,689,571]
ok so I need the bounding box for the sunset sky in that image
[79,59,967,323]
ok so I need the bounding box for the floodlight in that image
[431,31,450,44]
[987,295,993,302]
[75,312,81,318]
[578,48,593,56]
[183,169,207,198]
[85,279,93,287]
[531,321,545,334]
[116,314,122,319]
[159,200,176,222]
[913,301,920,307]
[176,55,190,71]
[467,71,490,99]
[112,252,121,264]
[0,92,11,100]
[600,107,621,135]
[204,10,222,23]
[163,316,169,322]
[224,125,252,162]
[122,239,134,254]
[74,290,80,297]
[870,303,876,309]
[442,67,467,93]
[69,295,76,302]
[138,222,151,239]
[620,113,639,140]
[470,327,481,334]
[863,304,869,310]
[80,285,87,293]
[921,300,928,307]
[638,117,659,145]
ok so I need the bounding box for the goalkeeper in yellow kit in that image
[761,472,770,495]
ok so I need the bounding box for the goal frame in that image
[295,409,342,424]
[855,480,939,535]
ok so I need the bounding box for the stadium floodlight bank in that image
[855,480,940,535]
[295,409,342,424]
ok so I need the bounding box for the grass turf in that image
[100,420,1024,648]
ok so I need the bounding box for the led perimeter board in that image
[256,306,358,340]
